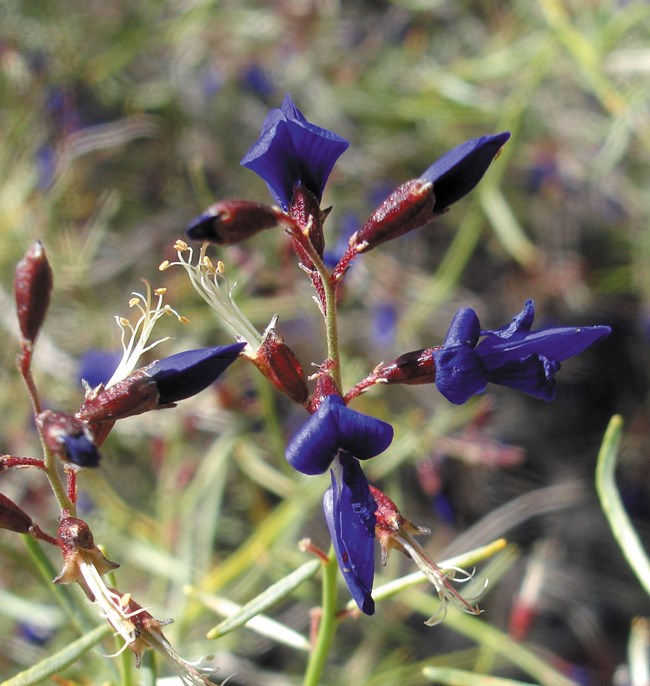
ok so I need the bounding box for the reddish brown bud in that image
[14,241,53,345]
[76,370,160,424]
[0,492,33,533]
[37,410,101,468]
[186,200,288,245]
[373,348,436,386]
[247,323,309,405]
[350,179,436,254]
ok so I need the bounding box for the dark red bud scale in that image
[0,493,33,534]
[14,241,53,345]
[374,348,437,386]
[247,323,309,405]
[289,183,326,259]
[76,370,160,423]
[350,179,436,254]
[186,200,289,245]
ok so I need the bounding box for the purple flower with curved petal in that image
[323,453,377,615]
[285,395,393,475]
[433,300,611,404]
[241,94,349,211]
[421,132,510,212]
[146,342,246,405]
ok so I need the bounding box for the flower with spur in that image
[366,300,611,405]
[286,394,394,615]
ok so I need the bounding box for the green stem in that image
[293,230,342,390]
[303,549,338,686]
[42,444,76,516]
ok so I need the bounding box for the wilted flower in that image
[53,518,215,684]
[241,93,349,211]
[371,486,482,626]
[433,299,611,404]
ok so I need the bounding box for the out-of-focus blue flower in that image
[433,300,611,404]
[146,343,245,405]
[79,350,122,388]
[285,395,393,475]
[323,452,377,615]
[421,132,511,212]
[241,64,274,99]
[241,94,349,211]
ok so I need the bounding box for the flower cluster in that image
[2,241,245,679]
[179,94,611,616]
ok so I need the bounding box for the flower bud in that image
[37,411,101,468]
[248,324,309,405]
[0,493,33,534]
[186,200,288,245]
[14,241,53,345]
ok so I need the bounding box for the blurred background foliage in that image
[1,0,650,684]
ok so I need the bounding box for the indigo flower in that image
[145,342,246,405]
[285,395,393,475]
[421,132,511,212]
[286,395,393,614]
[323,453,377,615]
[241,94,349,211]
[433,300,611,404]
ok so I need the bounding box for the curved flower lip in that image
[421,132,510,212]
[241,94,349,211]
[285,395,394,475]
[146,342,245,405]
[323,454,376,615]
[433,300,611,404]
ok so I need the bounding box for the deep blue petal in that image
[285,397,342,475]
[146,342,245,405]
[285,395,394,475]
[433,345,488,404]
[62,433,101,468]
[323,456,376,615]
[486,354,560,401]
[331,400,394,462]
[421,132,510,211]
[443,307,481,347]
[484,299,535,338]
[477,324,612,369]
[241,94,349,210]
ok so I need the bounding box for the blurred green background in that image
[1,1,650,684]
